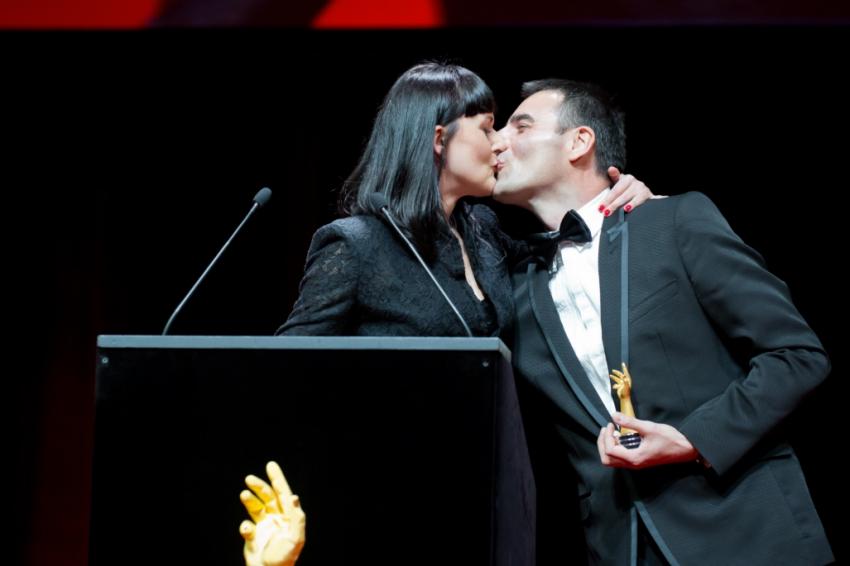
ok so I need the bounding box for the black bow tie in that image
[526,210,592,264]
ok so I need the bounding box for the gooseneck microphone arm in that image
[367,193,473,338]
[162,187,272,335]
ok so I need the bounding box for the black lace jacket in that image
[276,204,515,337]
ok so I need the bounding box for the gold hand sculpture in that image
[239,461,306,566]
[609,363,638,437]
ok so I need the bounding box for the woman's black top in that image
[276,204,514,337]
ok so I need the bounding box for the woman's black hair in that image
[339,62,496,260]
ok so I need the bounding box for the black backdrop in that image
[7,27,846,565]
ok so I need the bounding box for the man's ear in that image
[434,125,446,156]
[567,125,596,162]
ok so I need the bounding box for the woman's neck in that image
[442,193,458,219]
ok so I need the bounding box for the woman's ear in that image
[434,125,446,156]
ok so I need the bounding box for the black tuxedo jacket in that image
[510,192,832,565]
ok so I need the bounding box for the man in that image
[493,80,833,565]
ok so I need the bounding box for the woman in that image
[276,62,650,337]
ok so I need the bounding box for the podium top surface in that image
[97,335,511,361]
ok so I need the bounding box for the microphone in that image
[162,187,272,335]
[367,193,473,337]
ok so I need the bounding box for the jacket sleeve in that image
[275,222,360,336]
[674,192,830,475]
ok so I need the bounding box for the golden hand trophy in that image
[240,461,306,566]
[609,363,641,449]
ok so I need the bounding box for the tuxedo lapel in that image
[525,262,611,432]
[600,211,627,376]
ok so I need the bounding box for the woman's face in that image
[439,112,505,200]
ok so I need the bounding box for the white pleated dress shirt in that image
[548,189,616,416]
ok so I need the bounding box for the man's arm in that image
[674,192,829,473]
[599,192,829,475]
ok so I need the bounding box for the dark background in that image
[6,27,846,564]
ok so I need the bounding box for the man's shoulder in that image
[632,191,711,210]
[627,192,720,224]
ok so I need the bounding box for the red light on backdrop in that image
[312,0,444,28]
[0,0,159,28]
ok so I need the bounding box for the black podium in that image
[91,336,535,566]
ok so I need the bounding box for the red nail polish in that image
[624,204,633,213]
[598,204,605,212]
[604,209,611,217]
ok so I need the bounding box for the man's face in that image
[493,90,570,206]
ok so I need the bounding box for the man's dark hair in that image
[521,79,626,176]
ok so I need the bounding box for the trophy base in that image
[619,432,641,450]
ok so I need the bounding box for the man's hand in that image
[239,461,306,566]
[600,166,665,217]
[596,412,699,469]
